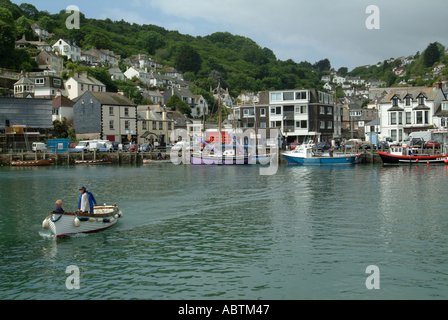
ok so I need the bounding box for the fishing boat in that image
[74,158,112,165]
[378,146,448,165]
[282,144,361,165]
[11,158,55,167]
[42,205,123,238]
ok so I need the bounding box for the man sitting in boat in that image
[55,200,65,213]
[78,186,97,214]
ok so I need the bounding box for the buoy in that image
[416,159,419,162]
[114,214,118,219]
[97,218,102,222]
[427,161,430,164]
[445,159,448,164]
[42,219,49,229]
[74,217,81,227]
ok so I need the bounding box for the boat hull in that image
[191,154,251,165]
[378,152,448,165]
[11,158,55,166]
[74,158,111,165]
[282,153,359,165]
[45,206,122,238]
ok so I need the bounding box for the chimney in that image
[56,89,62,97]
[118,90,124,96]
[74,70,79,78]
[81,71,88,78]
[146,107,150,120]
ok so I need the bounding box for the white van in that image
[75,141,91,152]
[32,142,46,152]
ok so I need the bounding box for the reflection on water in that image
[0,164,448,299]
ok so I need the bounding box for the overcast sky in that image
[12,0,448,71]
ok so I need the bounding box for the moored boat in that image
[282,145,360,165]
[191,149,253,165]
[378,146,448,165]
[74,158,112,165]
[42,205,123,238]
[11,158,55,167]
[143,159,171,163]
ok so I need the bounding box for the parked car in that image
[316,141,331,150]
[425,140,441,149]
[139,143,152,152]
[411,138,425,148]
[129,144,139,152]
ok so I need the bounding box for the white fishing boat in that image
[42,205,123,238]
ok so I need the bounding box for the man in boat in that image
[55,200,65,213]
[78,186,98,214]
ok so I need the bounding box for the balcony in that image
[283,111,295,120]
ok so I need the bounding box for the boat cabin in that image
[390,146,422,156]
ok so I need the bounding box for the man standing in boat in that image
[78,186,98,214]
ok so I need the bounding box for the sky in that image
[11,0,448,71]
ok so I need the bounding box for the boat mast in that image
[218,81,222,148]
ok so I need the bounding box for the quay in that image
[0,148,387,166]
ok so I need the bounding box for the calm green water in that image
[1,163,448,300]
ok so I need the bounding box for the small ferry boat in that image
[42,205,123,238]
[11,158,55,167]
[282,145,360,165]
[378,146,448,165]
[74,158,111,165]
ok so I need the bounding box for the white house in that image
[31,23,52,40]
[346,76,365,86]
[108,68,126,81]
[64,71,106,100]
[52,39,81,61]
[124,67,152,86]
[379,86,445,143]
[193,95,209,118]
[332,75,346,85]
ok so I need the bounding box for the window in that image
[271,106,282,115]
[320,106,325,114]
[416,111,423,124]
[398,112,402,125]
[283,92,294,100]
[142,121,147,130]
[320,121,325,129]
[53,79,61,87]
[442,102,448,111]
[168,122,171,130]
[243,109,255,117]
[159,122,163,130]
[81,84,84,91]
[327,107,332,115]
[406,97,411,106]
[270,121,281,128]
[399,129,403,142]
[260,108,266,117]
[327,121,333,129]
[124,108,129,116]
[68,85,71,90]
[109,107,114,116]
[296,120,307,128]
[301,105,307,114]
[152,122,156,130]
[392,97,399,107]
[390,113,397,125]
[109,120,114,130]
[35,78,44,85]
[270,93,282,101]
[125,121,129,130]
[260,122,266,128]
[406,112,411,124]
[391,130,397,142]
[418,96,425,105]
[425,111,429,124]
[295,91,307,100]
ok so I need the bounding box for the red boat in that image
[378,146,448,165]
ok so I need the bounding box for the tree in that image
[424,42,441,67]
[37,16,55,33]
[136,30,165,55]
[337,67,348,77]
[166,94,191,117]
[85,31,111,50]
[0,8,15,67]
[313,58,331,72]
[175,44,202,74]
[19,3,39,20]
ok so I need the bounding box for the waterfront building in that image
[136,105,174,146]
[65,71,106,100]
[73,91,136,143]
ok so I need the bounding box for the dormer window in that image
[392,97,399,107]
[418,96,425,105]
[405,97,411,106]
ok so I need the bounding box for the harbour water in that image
[1,163,448,300]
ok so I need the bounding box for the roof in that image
[14,77,34,86]
[136,105,172,121]
[75,91,136,106]
[69,74,105,87]
[382,87,440,103]
[365,118,380,126]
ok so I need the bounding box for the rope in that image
[50,211,66,223]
